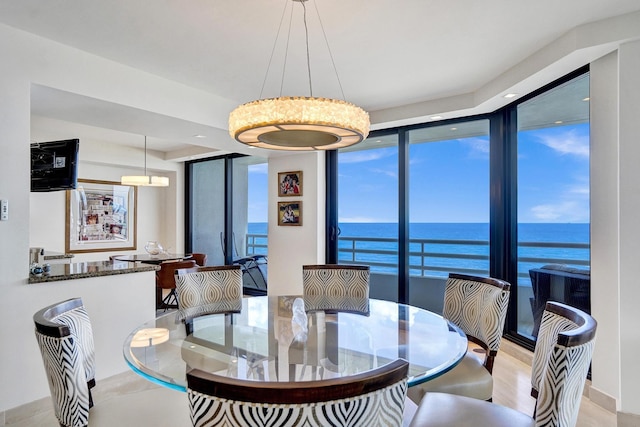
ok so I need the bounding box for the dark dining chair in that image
[302,264,370,314]
[408,273,511,403]
[409,301,597,427]
[156,259,197,310]
[190,253,208,266]
[187,358,409,427]
[33,297,96,427]
[174,265,242,333]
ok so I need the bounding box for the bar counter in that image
[28,260,159,284]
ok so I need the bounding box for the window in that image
[337,135,399,300]
[326,67,590,347]
[408,120,490,312]
[186,155,268,265]
[516,73,590,339]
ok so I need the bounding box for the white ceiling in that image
[1,0,639,158]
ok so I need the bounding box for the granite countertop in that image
[43,251,75,260]
[28,260,159,284]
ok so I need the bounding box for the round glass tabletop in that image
[123,296,467,392]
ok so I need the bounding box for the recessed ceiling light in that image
[555,121,563,124]
[504,93,518,99]
[451,127,457,131]
[430,115,443,120]
[193,134,206,138]
[582,97,590,102]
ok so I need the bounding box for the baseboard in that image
[588,386,617,414]
[500,338,533,366]
[618,411,640,426]
[4,396,52,425]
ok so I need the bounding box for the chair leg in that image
[157,288,178,310]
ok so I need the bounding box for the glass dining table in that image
[123,296,468,392]
[112,253,192,265]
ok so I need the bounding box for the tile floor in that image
[5,338,615,426]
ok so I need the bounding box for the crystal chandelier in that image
[228,0,370,151]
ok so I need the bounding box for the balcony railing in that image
[247,233,589,285]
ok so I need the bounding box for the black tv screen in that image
[30,139,79,192]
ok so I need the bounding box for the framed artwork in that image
[278,201,302,226]
[65,179,137,253]
[278,171,302,197]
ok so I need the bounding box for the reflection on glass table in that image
[123,296,467,392]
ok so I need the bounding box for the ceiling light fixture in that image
[121,136,169,187]
[504,93,518,99]
[228,0,369,151]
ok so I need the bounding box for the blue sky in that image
[247,122,590,224]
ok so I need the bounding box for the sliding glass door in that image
[186,154,268,267]
[326,67,590,348]
[337,134,399,300]
[407,120,490,313]
[515,72,590,339]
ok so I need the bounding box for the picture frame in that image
[65,179,137,253]
[278,171,303,197]
[278,201,302,226]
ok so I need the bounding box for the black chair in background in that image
[529,264,590,337]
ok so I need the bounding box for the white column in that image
[590,39,640,423]
[267,152,326,296]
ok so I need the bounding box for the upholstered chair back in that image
[408,301,596,427]
[187,358,409,427]
[443,273,510,369]
[531,302,597,427]
[33,297,96,427]
[302,264,370,314]
[174,265,243,323]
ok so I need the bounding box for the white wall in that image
[590,50,621,409]
[267,153,326,296]
[0,23,200,411]
[617,39,640,417]
[590,39,640,420]
[5,272,156,410]
[29,158,181,261]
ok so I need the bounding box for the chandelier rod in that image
[300,0,313,96]
[312,0,346,100]
[259,1,289,99]
[143,136,147,177]
[280,4,294,96]
[257,0,346,101]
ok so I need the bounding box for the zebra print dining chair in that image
[407,273,511,403]
[302,264,370,314]
[409,301,597,427]
[33,297,96,427]
[174,265,243,333]
[187,358,409,427]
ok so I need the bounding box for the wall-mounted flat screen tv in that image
[30,138,79,192]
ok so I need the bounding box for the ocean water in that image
[247,222,590,282]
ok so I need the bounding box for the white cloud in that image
[370,168,397,179]
[339,149,395,164]
[462,137,490,156]
[248,163,268,174]
[339,216,380,223]
[530,201,589,222]
[537,130,589,158]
